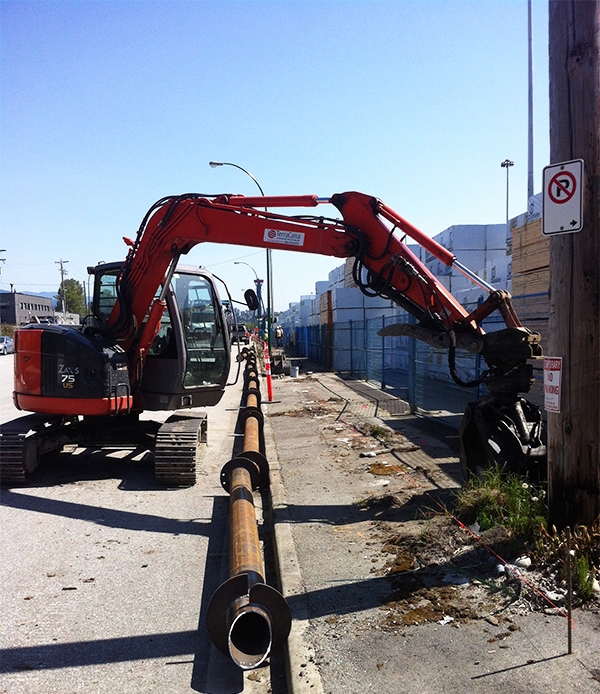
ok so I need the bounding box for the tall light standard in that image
[234,261,262,331]
[527,0,534,203]
[209,161,273,353]
[0,250,5,332]
[501,159,514,243]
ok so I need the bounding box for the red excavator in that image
[2,191,545,484]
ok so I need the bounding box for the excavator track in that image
[0,422,29,484]
[154,411,207,486]
[0,415,63,485]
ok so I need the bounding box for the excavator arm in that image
[109,191,473,345]
[112,191,541,396]
[10,190,545,482]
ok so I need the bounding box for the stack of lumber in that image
[344,257,357,288]
[319,290,332,325]
[509,217,549,412]
[510,218,550,296]
[319,290,333,368]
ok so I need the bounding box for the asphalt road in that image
[0,352,278,693]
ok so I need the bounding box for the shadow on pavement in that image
[0,630,201,672]
[0,495,245,694]
[191,494,244,693]
[0,488,213,537]
[279,486,459,527]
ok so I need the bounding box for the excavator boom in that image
[6,189,545,485]
[109,191,475,350]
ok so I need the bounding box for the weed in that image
[455,466,547,536]
[535,521,600,602]
[573,554,595,600]
[369,424,390,441]
[418,520,433,543]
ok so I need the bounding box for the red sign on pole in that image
[544,357,563,413]
[547,171,576,204]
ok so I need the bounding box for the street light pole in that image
[527,0,534,202]
[501,159,514,242]
[0,250,5,332]
[234,261,262,332]
[209,161,273,354]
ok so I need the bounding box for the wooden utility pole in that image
[55,259,69,322]
[547,1,600,527]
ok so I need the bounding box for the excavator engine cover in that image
[14,324,132,416]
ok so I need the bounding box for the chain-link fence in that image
[295,294,547,420]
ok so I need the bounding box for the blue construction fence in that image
[294,294,547,419]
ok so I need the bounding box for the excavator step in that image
[154,411,207,487]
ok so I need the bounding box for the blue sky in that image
[1,0,549,311]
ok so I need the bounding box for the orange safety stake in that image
[263,345,274,402]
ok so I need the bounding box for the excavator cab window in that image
[92,264,175,355]
[91,263,229,396]
[95,269,120,324]
[172,273,228,388]
[147,307,175,358]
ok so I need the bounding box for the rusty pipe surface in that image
[229,465,263,579]
[206,349,291,669]
[243,405,261,454]
[241,360,263,462]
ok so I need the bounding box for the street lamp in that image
[234,261,263,331]
[209,161,265,197]
[209,161,274,354]
[501,159,514,243]
[234,260,258,281]
[0,250,5,331]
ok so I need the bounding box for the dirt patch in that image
[366,502,600,631]
[367,462,402,476]
[367,511,538,628]
[271,404,336,418]
[380,514,477,571]
[380,584,496,628]
[352,420,418,449]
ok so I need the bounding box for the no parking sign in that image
[544,357,563,413]
[542,159,584,235]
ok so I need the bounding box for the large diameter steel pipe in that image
[230,466,263,579]
[227,466,271,667]
[206,351,291,669]
[207,465,290,669]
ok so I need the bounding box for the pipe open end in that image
[228,606,272,670]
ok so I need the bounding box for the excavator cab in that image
[7,262,233,484]
[90,262,231,410]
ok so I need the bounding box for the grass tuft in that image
[455,466,547,536]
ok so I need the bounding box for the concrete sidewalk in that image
[263,363,600,694]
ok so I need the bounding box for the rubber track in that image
[154,416,204,486]
[0,420,30,484]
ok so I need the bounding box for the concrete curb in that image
[262,401,325,694]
